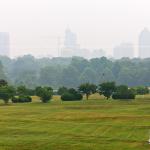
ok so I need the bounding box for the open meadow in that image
[0,94,150,150]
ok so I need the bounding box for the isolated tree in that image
[35,86,53,103]
[78,83,97,100]
[98,82,116,99]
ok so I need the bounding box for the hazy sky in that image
[0,0,150,57]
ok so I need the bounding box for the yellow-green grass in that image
[0,95,150,150]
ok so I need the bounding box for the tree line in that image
[0,55,150,88]
[0,79,149,104]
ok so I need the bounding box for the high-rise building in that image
[113,43,134,59]
[0,32,10,56]
[61,28,80,57]
[139,28,150,58]
[61,28,106,59]
[64,28,78,49]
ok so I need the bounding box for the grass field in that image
[0,94,150,150]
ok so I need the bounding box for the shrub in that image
[75,93,83,100]
[61,93,75,101]
[135,86,149,95]
[61,88,83,101]
[112,91,135,99]
[12,95,32,103]
[11,97,18,103]
[112,85,135,100]
[19,95,32,103]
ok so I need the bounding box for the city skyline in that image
[61,28,150,59]
[0,27,150,58]
[0,0,150,57]
[1,28,150,59]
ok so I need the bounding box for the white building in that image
[61,29,106,59]
[61,28,80,57]
[113,43,134,59]
[0,32,10,56]
[139,28,150,58]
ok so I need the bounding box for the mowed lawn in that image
[0,95,150,150]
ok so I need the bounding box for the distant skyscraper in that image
[64,28,78,49]
[139,28,150,58]
[0,32,10,56]
[61,28,80,57]
[61,28,106,59]
[113,43,134,59]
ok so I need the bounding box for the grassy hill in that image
[0,94,150,150]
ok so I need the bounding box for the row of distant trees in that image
[0,79,149,104]
[0,55,150,88]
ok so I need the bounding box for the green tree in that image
[17,85,35,96]
[35,86,53,103]
[17,85,27,95]
[112,85,135,100]
[117,67,138,86]
[71,57,89,72]
[98,82,116,99]
[78,83,97,100]
[61,66,79,88]
[79,67,97,84]
[0,86,16,104]
[99,68,114,83]
[112,62,121,78]
[57,86,68,95]
[0,61,7,80]
[11,55,38,88]
[39,66,62,88]
[135,86,149,95]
